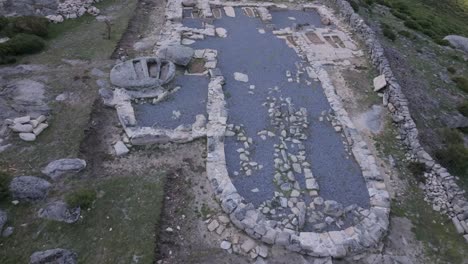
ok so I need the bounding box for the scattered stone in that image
[234,72,249,82]
[19,132,36,142]
[9,176,51,202]
[0,210,6,232]
[240,239,256,253]
[2,226,13,237]
[10,123,33,133]
[182,0,196,7]
[42,159,86,180]
[30,248,77,264]
[224,6,236,17]
[373,75,387,92]
[38,201,80,223]
[251,188,259,193]
[33,123,49,136]
[207,219,220,232]
[216,28,227,38]
[323,200,344,217]
[157,44,194,66]
[220,240,232,250]
[114,141,129,156]
[443,35,468,53]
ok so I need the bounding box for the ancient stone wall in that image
[322,0,468,240]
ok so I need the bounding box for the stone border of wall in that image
[320,0,468,240]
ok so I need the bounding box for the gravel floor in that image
[188,8,370,211]
[133,74,209,128]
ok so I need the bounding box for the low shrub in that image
[0,33,45,56]
[0,16,8,31]
[435,129,468,177]
[398,30,412,38]
[452,76,468,93]
[458,101,468,117]
[347,0,360,12]
[382,26,396,41]
[447,66,456,74]
[434,38,450,46]
[404,20,421,31]
[9,16,49,37]
[66,188,97,209]
[407,162,426,182]
[0,171,11,201]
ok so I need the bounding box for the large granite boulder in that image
[156,44,194,66]
[110,57,176,89]
[38,201,80,223]
[30,248,77,264]
[444,35,468,53]
[9,176,51,201]
[41,158,86,180]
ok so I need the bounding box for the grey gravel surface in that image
[188,8,370,211]
[133,74,208,128]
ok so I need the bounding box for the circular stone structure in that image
[110,57,176,89]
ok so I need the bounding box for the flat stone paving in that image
[133,74,209,128]
[184,7,369,231]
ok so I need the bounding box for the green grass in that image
[0,174,165,264]
[375,0,468,44]
[26,0,137,64]
[374,121,468,263]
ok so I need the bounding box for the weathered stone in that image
[207,219,220,232]
[443,35,468,53]
[19,132,36,142]
[114,141,129,156]
[234,72,249,82]
[2,226,14,237]
[276,231,291,246]
[110,57,176,89]
[157,45,194,66]
[220,240,232,250]
[33,123,49,136]
[373,75,387,92]
[10,123,33,133]
[9,176,51,202]
[224,6,235,17]
[38,201,80,223]
[42,159,86,180]
[240,239,256,253]
[30,248,77,264]
[0,210,6,232]
[323,200,344,217]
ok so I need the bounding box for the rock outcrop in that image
[9,176,51,201]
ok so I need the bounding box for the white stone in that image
[373,75,387,92]
[216,28,227,38]
[19,133,36,142]
[234,72,249,82]
[33,123,48,136]
[14,116,30,124]
[224,6,236,17]
[220,240,232,250]
[114,141,129,156]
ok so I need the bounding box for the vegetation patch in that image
[66,188,97,209]
[0,171,11,202]
[0,174,165,263]
[381,23,396,41]
[434,129,468,185]
[452,76,468,93]
[458,101,468,117]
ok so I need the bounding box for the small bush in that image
[458,102,468,117]
[435,129,468,176]
[347,0,360,12]
[398,30,412,38]
[9,16,49,37]
[404,20,421,31]
[407,162,426,182]
[452,76,468,93]
[0,17,8,31]
[66,188,96,209]
[0,33,45,56]
[382,27,396,41]
[0,171,11,201]
[390,10,408,20]
[434,38,450,46]
[447,66,456,74]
